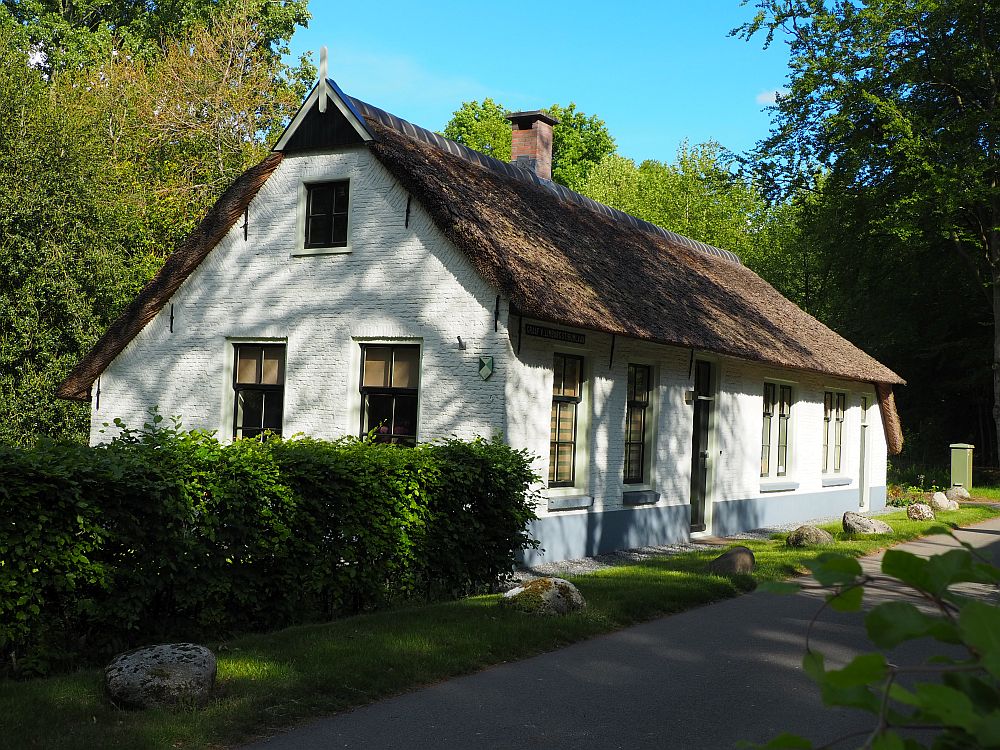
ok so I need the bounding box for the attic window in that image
[305,181,349,248]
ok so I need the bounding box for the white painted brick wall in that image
[504,323,888,524]
[92,148,510,443]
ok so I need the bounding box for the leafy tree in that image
[2,0,310,71]
[0,1,310,445]
[441,97,511,162]
[736,0,1000,464]
[442,99,616,191]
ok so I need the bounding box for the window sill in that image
[547,495,594,512]
[759,480,800,493]
[291,246,352,257]
[623,490,660,506]
[822,475,854,487]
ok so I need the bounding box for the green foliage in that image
[0,421,539,676]
[736,0,1000,463]
[441,98,615,190]
[441,97,512,162]
[753,541,1000,749]
[0,1,310,446]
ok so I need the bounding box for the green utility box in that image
[950,443,974,490]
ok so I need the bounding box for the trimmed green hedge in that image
[0,419,539,676]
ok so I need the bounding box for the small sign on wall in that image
[479,356,494,380]
[524,323,586,345]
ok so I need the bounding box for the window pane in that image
[392,347,420,388]
[549,442,558,483]
[308,184,333,216]
[262,391,283,431]
[562,357,580,398]
[761,415,771,477]
[236,346,260,384]
[363,347,391,387]
[237,390,264,431]
[393,395,418,437]
[556,444,574,483]
[763,383,775,417]
[633,365,649,402]
[331,215,348,246]
[307,216,332,246]
[552,354,565,396]
[333,182,349,212]
[365,393,394,437]
[780,386,792,416]
[557,402,576,442]
[627,405,644,443]
[625,443,643,483]
[261,348,284,385]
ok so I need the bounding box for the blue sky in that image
[287,0,790,163]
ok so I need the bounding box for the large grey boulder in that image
[786,525,835,547]
[105,643,216,709]
[906,503,935,521]
[931,492,959,512]
[843,511,894,535]
[707,546,756,575]
[946,486,971,502]
[501,577,586,615]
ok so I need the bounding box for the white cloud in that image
[755,88,788,105]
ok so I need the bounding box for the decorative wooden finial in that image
[318,46,328,113]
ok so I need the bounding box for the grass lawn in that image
[971,486,1000,501]
[4,504,999,750]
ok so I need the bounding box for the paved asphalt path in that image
[242,515,1000,750]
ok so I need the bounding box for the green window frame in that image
[823,391,846,473]
[762,382,793,477]
[624,364,651,484]
[232,343,285,440]
[304,181,350,249]
[550,353,583,487]
[359,344,420,445]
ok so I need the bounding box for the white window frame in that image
[823,390,849,476]
[291,177,354,256]
[623,361,658,491]
[220,336,287,441]
[348,337,423,444]
[547,352,591,498]
[761,380,795,481]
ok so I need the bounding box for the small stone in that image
[500,577,586,615]
[906,503,935,521]
[707,545,756,575]
[930,492,950,511]
[105,643,216,709]
[946,486,971,502]
[932,491,960,511]
[843,511,894,535]
[786,525,835,547]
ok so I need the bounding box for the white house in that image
[58,73,904,564]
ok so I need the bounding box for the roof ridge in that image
[346,93,742,266]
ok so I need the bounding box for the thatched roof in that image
[363,118,902,387]
[57,86,903,452]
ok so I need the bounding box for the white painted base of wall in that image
[521,486,887,566]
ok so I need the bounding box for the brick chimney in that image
[506,110,559,180]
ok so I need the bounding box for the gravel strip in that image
[512,507,898,583]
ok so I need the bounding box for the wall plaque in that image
[524,324,585,345]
